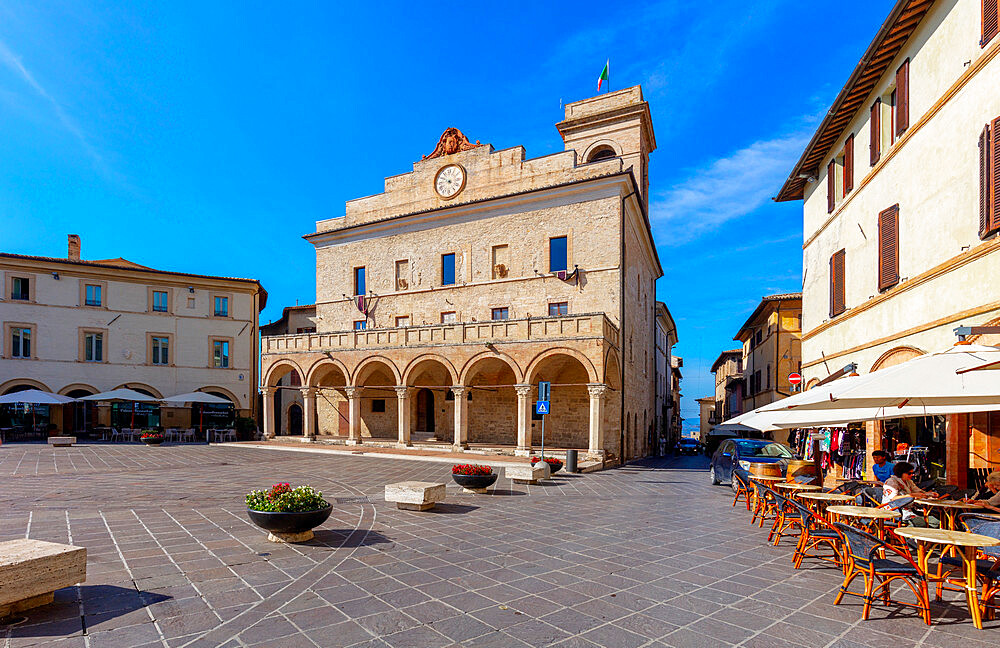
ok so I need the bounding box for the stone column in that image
[587,384,608,460]
[395,386,412,448]
[301,387,317,440]
[515,384,532,455]
[345,387,362,445]
[451,386,468,450]
[261,387,275,439]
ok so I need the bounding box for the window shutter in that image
[830,249,846,317]
[827,160,836,213]
[981,123,992,239]
[895,59,909,137]
[992,116,1000,234]
[878,205,900,291]
[870,100,881,166]
[984,0,999,47]
[844,134,855,194]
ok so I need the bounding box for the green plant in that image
[246,483,328,513]
[235,416,257,438]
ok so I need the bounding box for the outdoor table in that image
[894,527,1000,630]
[773,482,822,504]
[913,499,982,531]
[799,492,854,517]
[827,505,901,540]
[749,476,784,512]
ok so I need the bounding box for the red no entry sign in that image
[788,373,803,385]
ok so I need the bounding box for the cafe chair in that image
[789,500,842,571]
[948,514,1000,613]
[769,490,803,546]
[832,523,931,625]
[731,468,752,511]
[750,482,778,529]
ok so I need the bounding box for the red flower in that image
[452,464,492,476]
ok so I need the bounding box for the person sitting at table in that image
[883,462,939,526]
[964,471,1000,513]
[871,450,894,484]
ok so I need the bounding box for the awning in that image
[160,392,232,405]
[0,389,77,405]
[79,388,158,403]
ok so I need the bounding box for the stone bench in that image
[506,462,550,485]
[385,481,445,511]
[47,436,76,447]
[0,539,87,617]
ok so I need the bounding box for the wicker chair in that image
[832,522,930,624]
[768,490,801,546]
[788,499,842,570]
[732,468,752,511]
[750,481,778,529]
[946,513,1000,613]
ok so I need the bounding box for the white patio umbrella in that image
[80,388,159,429]
[739,401,1000,430]
[160,392,232,435]
[757,344,1000,413]
[0,389,77,405]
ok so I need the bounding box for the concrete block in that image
[0,539,86,617]
[506,462,550,484]
[385,481,446,511]
[47,437,76,447]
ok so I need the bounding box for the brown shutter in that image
[984,0,999,47]
[895,59,909,137]
[830,249,846,317]
[992,116,1000,234]
[981,123,992,239]
[878,205,900,291]
[827,160,836,213]
[844,134,855,194]
[870,100,881,166]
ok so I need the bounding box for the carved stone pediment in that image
[423,128,482,160]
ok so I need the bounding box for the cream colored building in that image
[0,235,266,428]
[655,301,679,451]
[777,0,1000,484]
[696,396,715,444]
[710,349,743,422]
[734,293,802,412]
[261,86,664,462]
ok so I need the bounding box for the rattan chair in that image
[750,481,778,529]
[832,522,930,624]
[768,489,801,546]
[788,499,842,570]
[732,468,752,511]
[946,513,1000,613]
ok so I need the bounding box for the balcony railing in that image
[263,312,619,354]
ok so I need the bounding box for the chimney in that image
[67,234,81,261]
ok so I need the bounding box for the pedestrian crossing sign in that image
[535,401,549,415]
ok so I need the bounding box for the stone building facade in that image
[655,302,679,453]
[734,293,802,412]
[710,349,743,423]
[261,86,664,461]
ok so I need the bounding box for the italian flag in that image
[597,59,609,91]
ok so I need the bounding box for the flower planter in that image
[141,437,164,447]
[452,472,498,494]
[531,458,563,474]
[247,504,332,543]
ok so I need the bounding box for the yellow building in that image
[734,293,802,412]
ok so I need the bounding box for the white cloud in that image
[650,130,811,245]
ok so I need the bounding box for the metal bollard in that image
[565,449,578,473]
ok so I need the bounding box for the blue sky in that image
[0,0,896,425]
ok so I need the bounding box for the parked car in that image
[709,438,794,486]
[675,439,702,455]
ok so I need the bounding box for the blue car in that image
[709,438,794,488]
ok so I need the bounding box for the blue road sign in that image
[535,401,550,415]
[537,381,551,401]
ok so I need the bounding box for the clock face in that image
[435,165,466,199]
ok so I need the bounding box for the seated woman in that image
[883,462,939,527]
[964,471,1000,513]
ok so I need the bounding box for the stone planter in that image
[141,437,164,447]
[532,459,563,474]
[452,472,498,494]
[246,504,332,543]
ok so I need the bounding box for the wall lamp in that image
[188,286,195,293]
[52,272,60,280]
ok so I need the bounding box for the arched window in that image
[587,146,617,163]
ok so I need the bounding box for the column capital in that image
[394,385,411,398]
[300,387,317,398]
[450,385,466,396]
[514,384,532,397]
[345,386,360,399]
[262,386,276,396]
[587,383,608,398]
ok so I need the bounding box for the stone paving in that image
[0,444,997,648]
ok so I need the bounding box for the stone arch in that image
[403,354,459,386]
[870,345,925,372]
[198,385,242,410]
[459,351,523,385]
[305,357,350,387]
[113,383,163,398]
[525,347,599,384]
[285,401,303,436]
[583,139,622,163]
[264,359,305,387]
[0,378,51,395]
[58,383,98,396]
[352,356,402,385]
[603,349,622,390]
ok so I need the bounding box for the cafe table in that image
[893,527,1000,630]
[913,499,982,531]
[799,492,855,517]
[827,505,901,540]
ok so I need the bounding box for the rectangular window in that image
[878,204,900,291]
[214,296,229,317]
[187,296,196,308]
[151,336,169,365]
[395,260,408,291]
[212,340,230,368]
[354,267,366,296]
[830,249,847,317]
[354,320,367,331]
[11,327,30,358]
[492,245,509,279]
[153,291,169,312]
[395,316,410,327]
[85,284,102,307]
[441,253,456,286]
[372,399,386,413]
[890,89,898,144]
[491,307,509,321]
[11,277,29,300]
[985,0,999,47]
[296,327,316,333]
[85,332,103,362]
[440,311,457,324]
[549,236,568,272]
[548,302,568,316]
